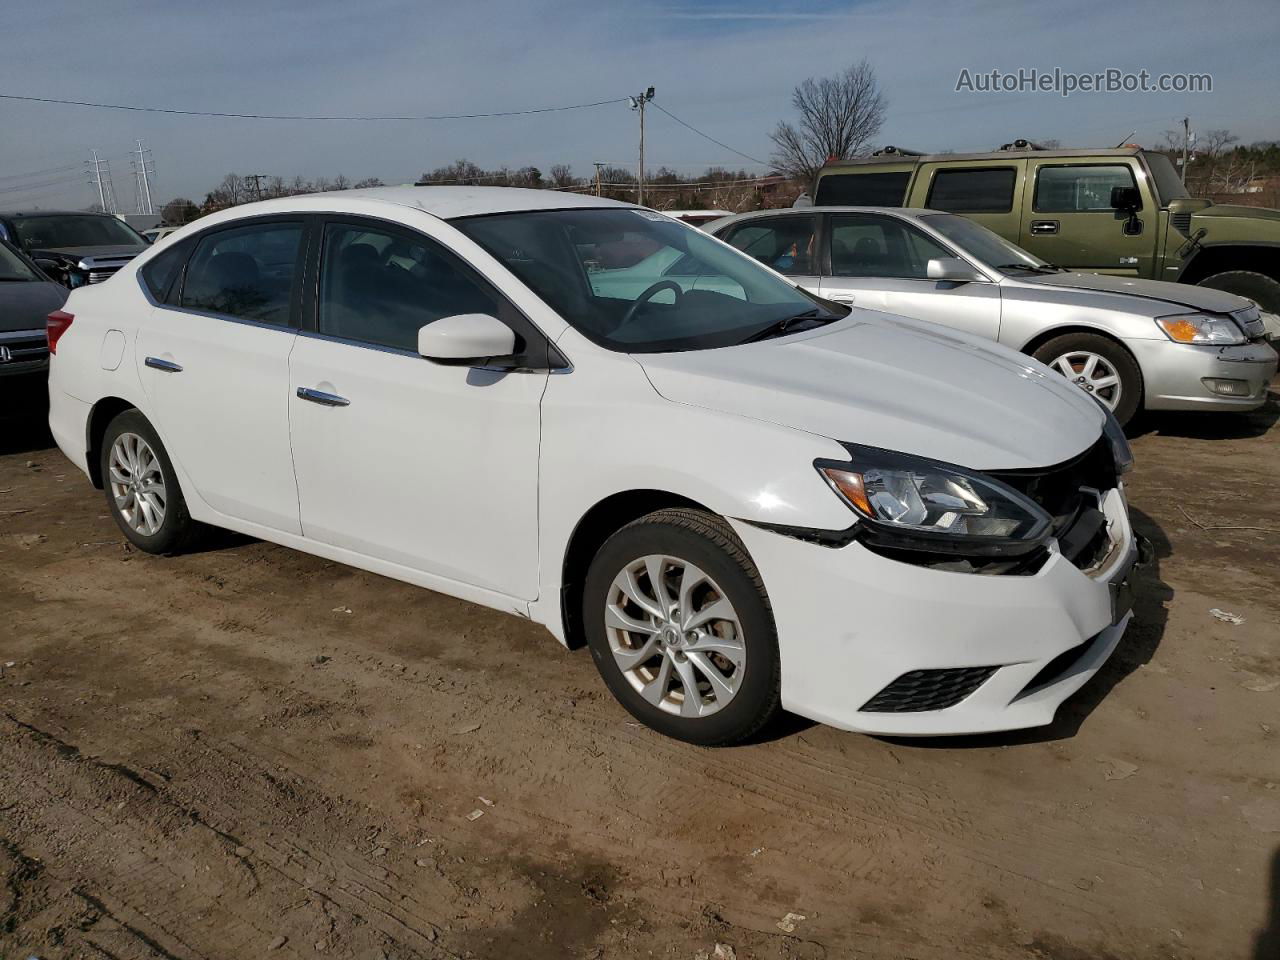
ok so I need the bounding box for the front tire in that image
[1194,270,1280,315]
[100,409,197,554]
[1033,332,1142,426]
[582,508,781,746]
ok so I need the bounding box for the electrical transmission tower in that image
[86,149,118,214]
[131,139,157,215]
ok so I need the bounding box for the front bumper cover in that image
[732,486,1143,736]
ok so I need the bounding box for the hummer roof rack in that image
[997,139,1046,152]
[871,145,925,157]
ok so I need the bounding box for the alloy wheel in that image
[1050,350,1122,411]
[605,554,746,718]
[108,432,167,536]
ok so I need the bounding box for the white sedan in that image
[47,188,1141,744]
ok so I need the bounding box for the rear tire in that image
[1195,270,1280,315]
[100,409,198,555]
[582,508,781,746]
[1033,332,1142,426]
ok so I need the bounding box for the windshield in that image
[921,213,1048,273]
[1144,153,1190,203]
[0,241,41,281]
[12,214,147,250]
[454,208,836,352]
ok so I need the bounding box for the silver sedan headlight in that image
[1155,313,1246,345]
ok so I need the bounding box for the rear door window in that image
[926,168,1016,213]
[179,222,303,325]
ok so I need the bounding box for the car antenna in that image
[1113,131,1136,148]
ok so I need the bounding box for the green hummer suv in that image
[812,142,1280,314]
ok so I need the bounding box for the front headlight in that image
[816,445,1051,550]
[1155,313,1245,345]
[1097,401,1133,474]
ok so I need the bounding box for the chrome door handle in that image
[144,356,183,373]
[1030,220,1060,235]
[296,386,350,407]
[830,295,856,304]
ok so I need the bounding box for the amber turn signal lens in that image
[819,467,872,517]
[1156,317,1200,343]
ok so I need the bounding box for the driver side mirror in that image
[418,313,516,366]
[926,257,985,283]
[1110,186,1142,211]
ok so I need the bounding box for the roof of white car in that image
[308,185,636,219]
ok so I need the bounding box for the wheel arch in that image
[1177,244,1280,285]
[559,489,716,650]
[85,396,138,489]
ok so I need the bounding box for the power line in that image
[650,103,769,166]
[0,92,631,122]
[0,161,87,184]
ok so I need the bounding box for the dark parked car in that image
[0,237,66,378]
[0,211,148,288]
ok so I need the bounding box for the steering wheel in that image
[619,280,684,329]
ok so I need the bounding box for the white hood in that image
[636,311,1104,471]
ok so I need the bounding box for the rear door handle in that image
[296,386,350,407]
[1030,220,1060,235]
[144,356,183,373]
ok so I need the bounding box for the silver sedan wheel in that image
[1050,350,1122,411]
[108,433,167,536]
[605,554,746,718]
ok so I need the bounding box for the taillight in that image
[47,310,74,354]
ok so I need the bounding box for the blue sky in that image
[2,0,1277,210]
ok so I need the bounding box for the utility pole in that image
[86,149,118,214]
[245,174,268,201]
[131,139,156,215]
[593,162,605,197]
[629,87,655,206]
[1181,117,1191,184]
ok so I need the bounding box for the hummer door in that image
[1018,160,1156,275]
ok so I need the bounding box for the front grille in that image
[1171,211,1192,235]
[0,331,49,366]
[988,437,1116,533]
[88,268,118,283]
[860,666,997,713]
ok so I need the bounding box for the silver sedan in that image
[708,207,1278,424]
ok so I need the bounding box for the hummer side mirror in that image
[1110,186,1141,211]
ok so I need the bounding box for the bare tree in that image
[548,164,576,188]
[770,60,886,185]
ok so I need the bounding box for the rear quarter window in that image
[140,240,191,302]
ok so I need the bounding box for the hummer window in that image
[1034,165,1138,213]
[814,171,910,207]
[925,168,1016,214]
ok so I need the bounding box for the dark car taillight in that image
[47,310,74,354]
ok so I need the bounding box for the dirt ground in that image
[1,375,1278,960]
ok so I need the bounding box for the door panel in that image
[289,337,543,598]
[288,218,543,600]
[137,314,300,532]
[1018,160,1157,275]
